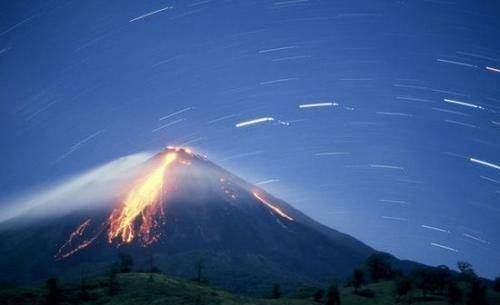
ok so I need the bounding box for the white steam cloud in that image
[0,152,153,223]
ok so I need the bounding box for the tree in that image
[325,283,341,305]
[447,280,462,305]
[271,283,282,299]
[466,278,487,305]
[351,269,364,293]
[411,268,433,298]
[493,277,500,292]
[108,265,119,296]
[46,277,59,305]
[366,253,392,282]
[118,253,133,273]
[313,289,324,302]
[395,276,412,300]
[434,265,452,294]
[457,261,476,281]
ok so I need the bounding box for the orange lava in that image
[107,152,177,244]
[57,235,98,260]
[253,192,294,221]
[56,148,296,261]
[55,218,92,259]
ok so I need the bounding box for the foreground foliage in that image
[1,272,499,305]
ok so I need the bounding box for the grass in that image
[1,273,499,305]
[340,281,500,305]
[0,273,315,305]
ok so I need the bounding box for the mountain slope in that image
[0,147,399,295]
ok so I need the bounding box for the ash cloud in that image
[0,152,152,223]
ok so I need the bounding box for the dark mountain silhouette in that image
[0,148,419,295]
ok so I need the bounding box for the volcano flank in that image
[0,148,418,295]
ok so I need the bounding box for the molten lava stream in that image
[55,218,92,259]
[108,152,177,245]
[253,192,294,221]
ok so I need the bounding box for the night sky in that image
[1,0,499,278]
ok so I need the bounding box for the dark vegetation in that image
[1,252,498,305]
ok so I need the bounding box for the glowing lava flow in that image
[107,152,177,244]
[55,219,96,260]
[253,192,294,221]
[56,148,295,261]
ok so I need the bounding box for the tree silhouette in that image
[493,277,500,292]
[118,253,133,273]
[271,283,282,299]
[447,280,462,305]
[366,253,392,282]
[411,268,433,298]
[457,261,476,281]
[413,265,451,295]
[395,276,411,300]
[46,277,59,305]
[351,268,364,293]
[325,283,341,305]
[434,265,452,294]
[108,265,119,296]
[466,278,487,305]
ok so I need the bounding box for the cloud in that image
[0,152,152,222]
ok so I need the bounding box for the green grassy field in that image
[1,272,499,305]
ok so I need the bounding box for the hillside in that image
[0,148,378,295]
[0,273,315,305]
[1,272,499,305]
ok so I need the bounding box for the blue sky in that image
[0,0,499,278]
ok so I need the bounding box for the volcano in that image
[0,148,417,295]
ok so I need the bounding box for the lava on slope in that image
[107,151,177,245]
[55,218,93,259]
[55,147,295,260]
[253,192,294,221]
[56,148,187,259]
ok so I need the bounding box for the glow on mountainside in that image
[55,218,97,260]
[253,192,294,221]
[56,148,294,260]
[107,152,177,244]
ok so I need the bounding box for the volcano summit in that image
[0,148,415,294]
